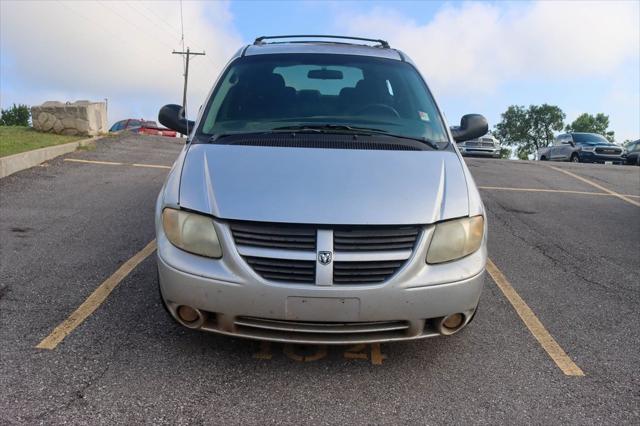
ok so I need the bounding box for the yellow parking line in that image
[478,186,640,199]
[64,158,171,169]
[545,165,640,207]
[486,258,584,376]
[36,240,156,350]
[132,163,172,169]
[64,158,123,166]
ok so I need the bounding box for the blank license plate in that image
[286,297,360,321]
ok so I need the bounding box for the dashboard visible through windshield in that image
[197,54,449,147]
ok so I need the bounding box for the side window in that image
[553,136,564,146]
[110,121,124,131]
[127,120,142,129]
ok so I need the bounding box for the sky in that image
[1,0,639,142]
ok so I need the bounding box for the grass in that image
[0,126,86,157]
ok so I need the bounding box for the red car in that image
[109,119,176,137]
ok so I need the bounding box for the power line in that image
[125,1,184,46]
[180,0,186,53]
[96,1,176,51]
[54,0,167,70]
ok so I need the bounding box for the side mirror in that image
[158,104,195,135]
[450,114,489,142]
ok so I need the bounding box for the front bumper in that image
[460,147,500,158]
[156,220,486,344]
[579,151,625,164]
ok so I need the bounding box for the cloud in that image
[337,1,640,96]
[0,0,242,122]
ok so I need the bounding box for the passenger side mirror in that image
[158,104,195,136]
[450,114,488,142]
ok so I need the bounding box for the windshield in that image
[198,54,449,144]
[572,133,609,144]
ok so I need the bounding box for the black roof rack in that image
[253,35,390,49]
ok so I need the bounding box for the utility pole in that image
[172,47,205,136]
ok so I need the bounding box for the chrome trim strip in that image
[316,229,333,286]
[234,317,409,334]
[333,250,412,262]
[236,245,316,261]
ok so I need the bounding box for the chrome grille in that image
[334,227,419,251]
[333,260,405,284]
[233,221,420,285]
[244,256,316,283]
[230,222,316,250]
[595,147,621,155]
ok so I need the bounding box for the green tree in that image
[494,104,565,160]
[565,113,615,142]
[498,146,511,159]
[0,104,31,126]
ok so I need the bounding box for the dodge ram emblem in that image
[318,251,333,265]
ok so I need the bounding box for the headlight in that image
[581,147,595,152]
[426,216,484,264]
[162,208,222,258]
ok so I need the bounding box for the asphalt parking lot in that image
[1,133,639,424]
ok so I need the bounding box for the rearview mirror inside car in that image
[307,69,343,80]
[450,114,489,142]
[158,104,195,136]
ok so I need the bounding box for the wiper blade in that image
[209,126,441,150]
[380,133,441,150]
[271,124,389,134]
[272,125,439,149]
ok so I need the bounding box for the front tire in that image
[570,153,580,163]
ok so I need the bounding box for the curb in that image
[0,136,104,179]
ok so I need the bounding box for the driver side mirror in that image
[158,104,195,136]
[450,114,488,142]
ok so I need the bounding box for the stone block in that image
[75,118,90,133]
[61,117,76,129]
[53,119,64,133]
[30,100,107,135]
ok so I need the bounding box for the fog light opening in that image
[176,305,204,328]
[438,313,466,335]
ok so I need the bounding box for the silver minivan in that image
[156,35,488,344]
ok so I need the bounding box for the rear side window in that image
[273,65,363,95]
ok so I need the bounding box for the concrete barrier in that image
[0,137,99,179]
[31,101,107,136]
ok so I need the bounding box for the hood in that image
[178,144,469,225]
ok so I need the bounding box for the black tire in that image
[540,156,547,161]
[570,153,580,163]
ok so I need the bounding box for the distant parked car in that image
[109,119,176,137]
[624,139,640,166]
[537,132,624,164]
[457,134,501,158]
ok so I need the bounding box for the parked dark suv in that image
[625,140,640,166]
[537,132,625,164]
